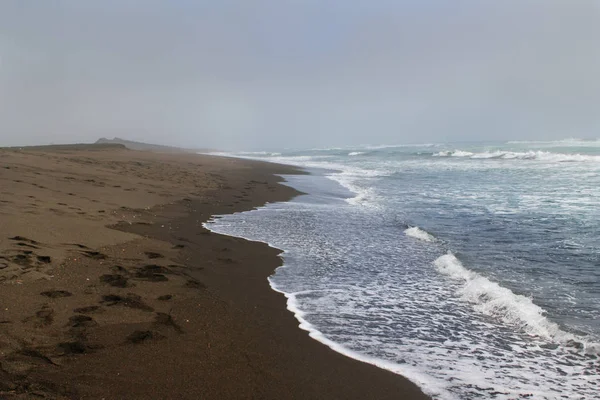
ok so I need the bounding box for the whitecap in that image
[433,149,600,162]
[433,252,599,353]
[404,227,436,242]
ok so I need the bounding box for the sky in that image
[0,1,599,150]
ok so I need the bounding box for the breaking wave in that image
[433,150,600,162]
[433,252,599,354]
[404,227,436,242]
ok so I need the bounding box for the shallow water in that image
[205,140,600,399]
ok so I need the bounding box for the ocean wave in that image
[268,284,446,399]
[327,168,384,209]
[433,150,600,162]
[348,151,366,156]
[229,153,387,209]
[434,252,599,354]
[237,151,282,156]
[368,143,443,149]
[404,227,436,242]
[204,171,600,399]
[204,151,282,157]
[433,150,474,157]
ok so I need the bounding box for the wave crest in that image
[433,150,600,162]
[433,252,599,354]
[404,227,436,242]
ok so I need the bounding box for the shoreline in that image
[204,161,440,399]
[203,170,434,394]
[0,146,429,399]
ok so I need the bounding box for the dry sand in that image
[0,145,428,399]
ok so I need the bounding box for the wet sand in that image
[0,145,429,399]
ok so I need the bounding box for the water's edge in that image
[202,169,441,399]
[201,144,600,399]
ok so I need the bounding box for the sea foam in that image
[434,252,599,353]
[404,227,436,242]
[268,281,449,400]
[433,149,600,162]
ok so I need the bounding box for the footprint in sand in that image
[80,251,107,260]
[68,315,98,329]
[35,307,55,326]
[73,306,103,314]
[133,265,170,282]
[41,290,72,298]
[111,265,127,273]
[11,253,33,266]
[144,252,164,259]
[16,242,39,249]
[22,306,55,327]
[154,313,184,334]
[184,279,206,289]
[9,236,39,245]
[126,330,165,344]
[99,274,130,288]
[101,294,154,312]
[134,271,168,282]
[57,341,87,355]
[70,244,89,249]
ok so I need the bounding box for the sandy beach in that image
[0,145,428,399]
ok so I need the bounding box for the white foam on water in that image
[348,151,366,156]
[261,154,385,208]
[452,150,474,157]
[360,143,442,150]
[202,151,237,157]
[308,146,346,151]
[404,227,436,242]
[237,151,282,156]
[433,150,474,157]
[203,211,449,398]
[204,151,387,209]
[326,167,386,209]
[433,149,600,163]
[204,152,332,163]
[433,252,599,353]
[267,281,451,400]
[203,189,600,400]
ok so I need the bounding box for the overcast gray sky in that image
[0,1,599,150]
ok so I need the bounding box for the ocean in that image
[205,140,600,399]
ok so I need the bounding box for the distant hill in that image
[1,143,127,151]
[95,137,210,153]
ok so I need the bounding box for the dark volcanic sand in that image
[0,147,429,399]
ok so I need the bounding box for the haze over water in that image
[207,140,600,399]
[2,2,600,150]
